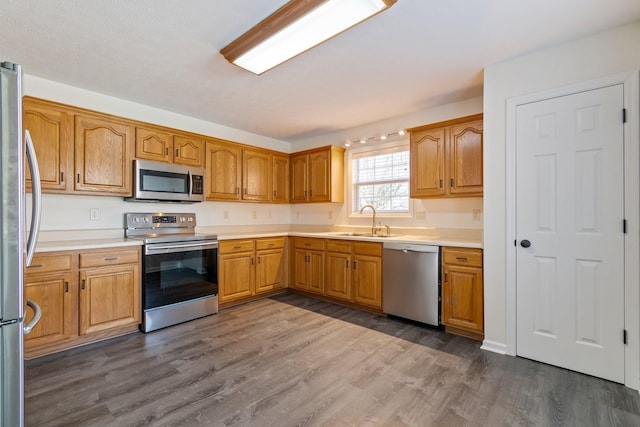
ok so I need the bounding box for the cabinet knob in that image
[520,240,531,248]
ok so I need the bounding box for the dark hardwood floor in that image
[25,293,640,426]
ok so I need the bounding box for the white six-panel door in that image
[515,84,625,383]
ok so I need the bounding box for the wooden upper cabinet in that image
[74,114,133,195]
[135,125,172,163]
[289,146,344,203]
[242,148,272,201]
[448,120,483,195]
[205,139,242,200]
[290,153,308,202]
[136,127,204,167]
[409,114,483,198]
[308,149,330,202]
[174,135,204,167]
[23,97,74,193]
[410,128,445,197]
[272,154,290,203]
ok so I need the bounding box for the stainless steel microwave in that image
[126,159,205,203]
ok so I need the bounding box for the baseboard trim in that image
[481,339,508,355]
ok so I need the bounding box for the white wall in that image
[26,75,485,232]
[483,21,640,351]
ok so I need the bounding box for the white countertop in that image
[35,238,143,253]
[35,228,482,252]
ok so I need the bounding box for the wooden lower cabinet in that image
[256,238,287,293]
[291,238,325,294]
[25,252,77,353]
[219,237,287,305]
[79,264,141,335]
[441,246,484,340]
[24,247,141,358]
[352,252,382,309]
[293,238,382,310]
[326,250,351,300]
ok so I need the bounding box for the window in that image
[350,142,410,214]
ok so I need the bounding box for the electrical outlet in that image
[328,210,333,220]
[473,209,482,221]
[223,210,228,219]
[252,211,257,220]
[89,208,99,221]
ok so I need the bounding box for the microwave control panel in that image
[192,175,203,195]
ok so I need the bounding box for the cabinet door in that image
[205,141,242,200]
[325,252,351,301]
[410,128,445,197]
[272,154,290,203]
[219,252,255,302]
[352,254,382,308]
[307,250,325,294]
[243,149,271,201]
[442,264,484,333]
[308,149,330,202]
[292,249,309,291]
[135,126,172,163]
[255,248,285,294]
[79,264,140,335]
[75,115,132,195]
[448,120,483,195]
[290,154,308,202]
[23,99,73,192]
[24,273,75,349]
[174,135,204,167]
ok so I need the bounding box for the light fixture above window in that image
[220,0,397,75]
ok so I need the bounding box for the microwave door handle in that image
[188,170,193,198]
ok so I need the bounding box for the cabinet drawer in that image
[255,237,285,251]
[80,248,140,268]
[443,247,482,267]
[26,252,74,275]
[219,240,255,254]
[326,239,351,253]
[353,241,382,257]
[293,237,325,251]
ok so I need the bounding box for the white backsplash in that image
[31,193,482,234]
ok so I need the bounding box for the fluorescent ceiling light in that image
[221,0,396,75]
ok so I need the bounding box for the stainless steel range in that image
[125,213,218,332]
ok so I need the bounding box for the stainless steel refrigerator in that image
[0,62,43,426]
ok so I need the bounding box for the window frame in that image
[347,139,413,219]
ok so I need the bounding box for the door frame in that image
[504,71,640,389]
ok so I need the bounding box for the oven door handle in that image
[145,240,219,255]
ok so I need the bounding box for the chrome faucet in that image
[359,204,378,235]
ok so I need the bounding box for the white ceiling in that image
[2,0,640,145]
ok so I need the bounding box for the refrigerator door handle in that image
[23,299,42,334]
[25,129,42,267]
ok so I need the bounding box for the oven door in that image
[143,240,218,310]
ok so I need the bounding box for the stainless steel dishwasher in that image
[383,242,440,326]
